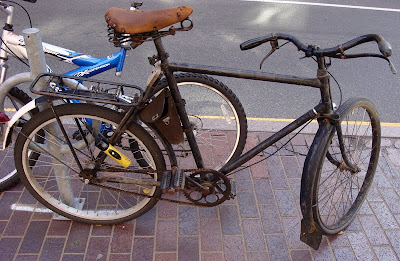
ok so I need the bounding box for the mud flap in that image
[300,219,323,250]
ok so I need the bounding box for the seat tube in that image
[153,37,205,168]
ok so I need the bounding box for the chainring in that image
[183,168,231,207]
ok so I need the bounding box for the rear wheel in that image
[151,73,247,170]
[14,103,166,224]
[310,98,380,234]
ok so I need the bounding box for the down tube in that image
[220,103,325,174]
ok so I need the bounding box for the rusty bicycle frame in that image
[149,36,337,249]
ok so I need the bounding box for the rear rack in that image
[30,73,143,107]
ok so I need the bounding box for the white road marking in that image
[241,0,400,13]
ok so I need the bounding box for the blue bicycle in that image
[0,0,248,191]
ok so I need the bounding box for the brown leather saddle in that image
[105,6,193,34]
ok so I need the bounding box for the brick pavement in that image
[1,132,400,261]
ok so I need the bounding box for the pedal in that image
[229,180,236,199]
[160,171,172,192]
[172,168,185,191]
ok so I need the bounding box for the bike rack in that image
[23,28,83,213]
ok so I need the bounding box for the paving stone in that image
[253,179,275,204]
[131,237,154,261]
[265,234,290,261]
[379,188,400,214]
[369,201,399,229]
[327,233,350,248]
[219,205,241,235]
[0,192,21,219]
[234,168,254,191]
[135,207,156,236]
[291,250,312,261]
[91,225,112,237]
[158,199,178,219]
[178,237,199,261]
[367,185,384,202]
[358,201,373,215]
[237,191,259,218]
[358,215,388,245]
[17,190,36,205]
[247,252,269,261]
[385,230,400,259]
[311,238,334,261]
[373,246,398,261]
[110,224,134,253]
[242,219,266,251]
[200,218,222,251]
[61,254,84,261]
[373,171,393,188]
[64,222,91,253]
[333,248,356,261]
[3,211,32,236]
[14,255,38,261]
[85,237,110,261]
[19,221,49,254]
[156,219,177,251]
[0,237,22,261]
[281,218,307,249]
[199,207,218,218]
[108,254,131,261]
[281,156,301,178]
[387,148,400,167]
[46,220,71,237]
[347,231,378,261]
[259,204,283,234]
[179,206,198,235]
[274,190,298,217]
[267,166,289,190]
[223,236,246,261]
[0,220,6,235]
[395,140,400,149]
[201,252,223,261]
[39,238,65,261]
[346,216,362,231]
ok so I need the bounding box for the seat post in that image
[153,37,205,169]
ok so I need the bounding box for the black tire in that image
[305,98,380,234]
[14,103,166,224]
[150,73,247,170]
[0,87,37,192]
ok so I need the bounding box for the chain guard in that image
[89,168,231,207]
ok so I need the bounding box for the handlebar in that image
[240,33,392,58]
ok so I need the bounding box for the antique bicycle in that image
[0,0,247,191]
[13,5,396,249]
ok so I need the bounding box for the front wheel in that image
[305,97,380,235]
[14,103,166,224]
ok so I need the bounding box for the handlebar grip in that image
[378,40,392,57]
[22,0,37,3]
[240,37,269,51]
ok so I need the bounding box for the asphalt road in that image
[6,0,400,123]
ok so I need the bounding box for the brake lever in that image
[389,60,397,74]
[259,40,278,69]
[331,53,397,75]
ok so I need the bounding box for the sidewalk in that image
[1,131,400,261]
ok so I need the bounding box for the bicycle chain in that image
[90,168,231,207]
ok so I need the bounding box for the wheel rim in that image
[21,114,160,222]
[316,104,378,230]
[173,82,241,169]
